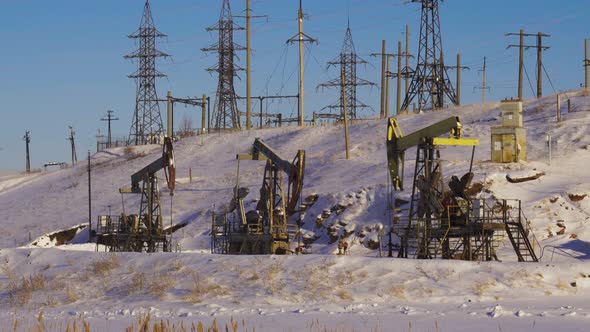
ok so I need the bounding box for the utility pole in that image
[381,44,406,116]
[87,150,92,241]
[167,91,173,137]
[235,0,266,130]
[474,57,489,103]
[396,41,402,115]
[405,24,410,96]
[506,30,550,99]
[67,126,77,165]
[24,130,31,174]
[385,52,391,117]
[584,38,589,91]
[445,53,469,105]
[287,0,317,126]
[96,129,104,152]
[202,95,207,133]
[379,40,386,118]
[536,32,550,98]
[101,110,119,149]
[371,46,400,118]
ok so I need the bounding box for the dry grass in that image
[386,285,407,300]
[170,258,184,272]
[261,261,283,281]
[336,288,353,301]
[184,271,230,304]
[128,271,147,295]
[65,284,80,303]
[90,255,121,276]
[148,271,176,299]
[293,265,331,301]
[6,272,47,307]
[125,315,246,332]
[474,279,497,296]
[334,270,354,286]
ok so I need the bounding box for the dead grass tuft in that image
[7,272,47,307]
[184,271,230,303]
[336,289,353,301]
[148,271,176,298]
[91,255,121,276]
[474,279,497,296]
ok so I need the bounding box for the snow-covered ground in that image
[2,91,590,330]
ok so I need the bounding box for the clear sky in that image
[1,0,589,172]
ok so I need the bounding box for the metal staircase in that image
[502,201,539,262]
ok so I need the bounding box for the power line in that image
[506,30,550,99]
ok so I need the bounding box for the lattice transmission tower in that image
[202,0,245,130]
[125,0,169,145]
[401,0,457,112]
[318,23,375,119]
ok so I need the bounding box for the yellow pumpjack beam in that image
[387,116,479,191]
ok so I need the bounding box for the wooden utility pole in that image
[379,40,386,118]
[382,45,407,116]
[482,57,487,103]
[297,1,304,126]
[167,91,173,137]
[87,150,92,241]
[445,53,469,105]
[518,30,524,100]
[585,38,589,91]
[67,126,77,165]
[201,95,207,133]
[476,56,489,103]
[556,94,561,122]
[96,129,104,152]
[506,30,550,99]
[341,68,350,160]
[385,52,391,117]
[236,2,266,129]
[371,42,395,118]
[396,41,402,115]
[537,32,544,98]
[287,0,317,126]
[101,110,119,148]
[24,130,31,174]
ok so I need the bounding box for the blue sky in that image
[0,0,589,171]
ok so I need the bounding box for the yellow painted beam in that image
[432,138,480,146]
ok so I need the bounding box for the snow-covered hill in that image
[2,90,590,330]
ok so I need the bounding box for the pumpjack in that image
[387,117,538,261]
[211,138,305,255]
[96,137,176,252]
